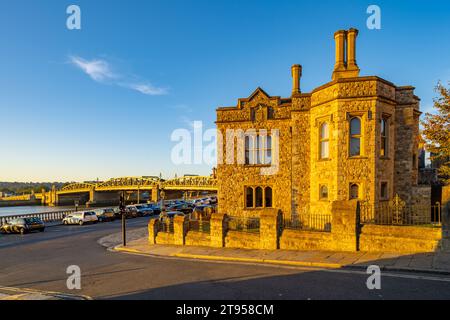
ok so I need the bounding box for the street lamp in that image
[119,191,126,247]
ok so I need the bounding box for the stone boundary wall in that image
[185,231,211,247]
[280,229,333,250]
[360,224,442,253]
[148,200,444,253]
[225,231,260,249]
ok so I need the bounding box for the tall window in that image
[255,187,263,208]
[265,187,273,207]
[380,117,388,157]
[349,117,361,157]
[245,133,272,165]
[246,187,254,208]
[319,122,330,159]
[350,184,359,200]
[380,182,388,200]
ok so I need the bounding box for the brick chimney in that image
[291,64,302,96]
[332,28,360,80]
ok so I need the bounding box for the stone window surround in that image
[244,132,272,166]
[380,113,391,158]
[319,184,329,200]
[347,112,365,158]
[319,122,330,160]
[315,114,334,161]
[244,186,273,209]
[349,183,361,200]
[380,181,389,200]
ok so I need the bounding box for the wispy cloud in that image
[126,83,168,96]
[69,56,116,82]
[69,55,168,96]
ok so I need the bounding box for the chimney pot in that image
[291,64,302,96]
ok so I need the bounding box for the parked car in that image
[63,211,98,226]
[126,205,153,217]
[112,207,121,219]
[95,208,115,222]
[167,203,194,215]
[0,217,45,234]
[160,211,184,219]
[145,203,161,215]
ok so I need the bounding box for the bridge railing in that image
[0,210,76,226]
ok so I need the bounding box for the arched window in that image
[349,117,361,157]
[380,117,388,157]
[320,185,329,200]
[350,184,359,200]
[319,122,330,159]
[246,187,254,208]
[255,187,263,208]
[265,187,273,207]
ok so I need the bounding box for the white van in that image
[63,211,98,226]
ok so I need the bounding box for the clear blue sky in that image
[0,0,449,182]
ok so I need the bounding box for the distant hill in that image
[0,182,68,195]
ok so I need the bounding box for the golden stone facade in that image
[216,28,424,219]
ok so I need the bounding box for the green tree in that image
[421,82,450,184]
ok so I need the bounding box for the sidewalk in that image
[103,229,450,275]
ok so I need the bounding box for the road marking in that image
[0,286,92,300]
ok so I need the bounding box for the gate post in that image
[331,200,359,251]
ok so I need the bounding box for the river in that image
[0,206,76,218]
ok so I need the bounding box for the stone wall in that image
[185,231,211,247]
[225,231,260,249]
[411,185,431,207]
[360,224,442,253]
[148,200,444,254]
[280,229,333,250]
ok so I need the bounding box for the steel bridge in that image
[1,176,217,206]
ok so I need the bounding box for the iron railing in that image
[284,213,332,232]
[360,195,442,227]
[0,210,75,226]
[188,219,211,233]
[157,218,174,233]
[227,216,260,233]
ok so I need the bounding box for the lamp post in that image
[120,191,126,247]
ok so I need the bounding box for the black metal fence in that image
[158,217,174,233]
[188,219,211,233]
[283,213,332,232]
[227,216,260,233]
[360,195,442,227]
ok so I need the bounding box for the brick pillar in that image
[148,219,159,244]
[260,209,281,250]
[210,212,228,248]
[173,214,188,245]
[331,200,359,251]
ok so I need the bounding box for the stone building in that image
[216,28,428,218]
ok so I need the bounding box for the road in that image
[1,217,450,300]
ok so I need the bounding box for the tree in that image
[421,82,450,185]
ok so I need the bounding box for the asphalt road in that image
[1,217,450,300]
